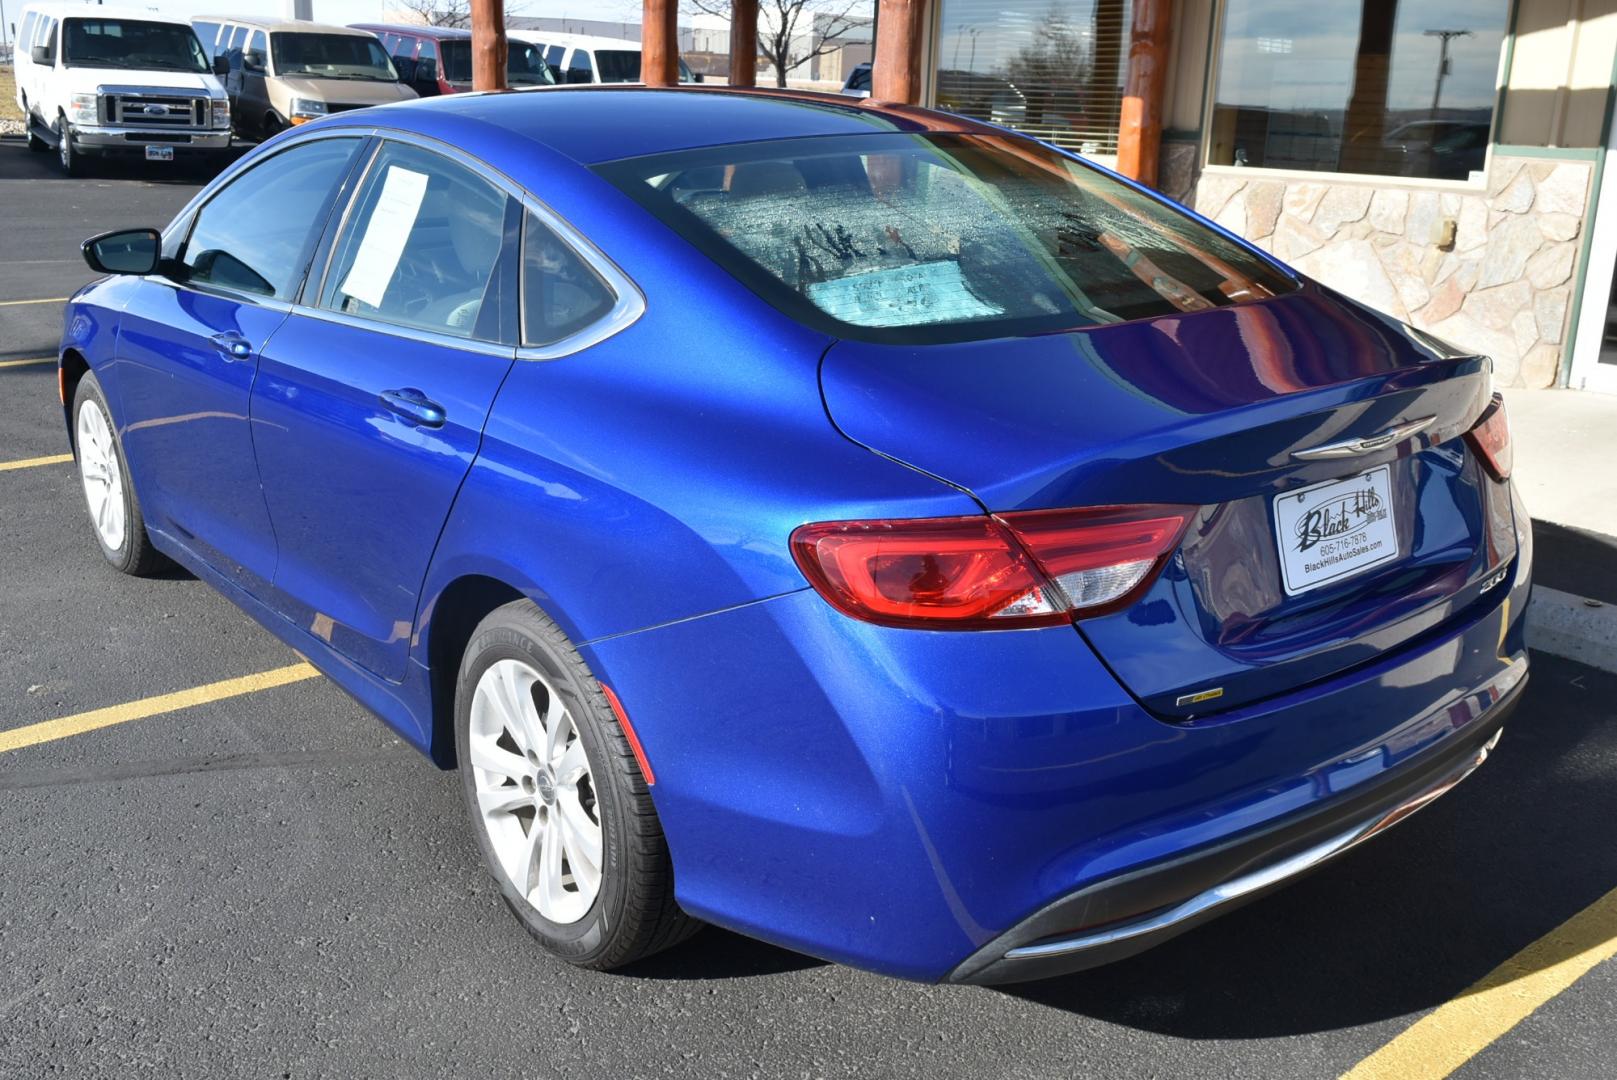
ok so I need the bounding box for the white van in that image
[12,3,230,176]
[506,31,699,85]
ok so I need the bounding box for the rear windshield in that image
[64,19,208,73]
[272,33,395,80]
[597,133,1297,344]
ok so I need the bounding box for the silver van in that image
[190,17,415,139]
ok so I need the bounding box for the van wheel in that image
[263,113,283,138]
[24,98,47,151]
[57,112,84,177]
[454,600,701,970]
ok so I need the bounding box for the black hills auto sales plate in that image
[1272,464,1399,596]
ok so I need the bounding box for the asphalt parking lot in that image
[2,134,1615,1079]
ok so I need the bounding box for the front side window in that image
[271,33,396,81]
[522,215,616,347]
[934,0,1131,155]
[1208,0,1509,181]
[567,50,593,82]
[599,133,1296,344]
[19,13,38,52]
[180,137,362,300]
[38,18,58,62]
[508,41,556,85]
[245,30,268,73]
[544,45,565,78]
[320,142,512,341]
[63,19,209,73]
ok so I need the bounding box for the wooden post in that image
[642,0,679,87]
[728,0,758,87]
[1115,0,1172,185]
[470,0,508,92]
[872,0,926,104]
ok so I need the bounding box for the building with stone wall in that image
[918,0,1617,393]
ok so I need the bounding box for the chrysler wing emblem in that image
[1291,416,1436,461]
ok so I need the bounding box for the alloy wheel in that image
[467,658,604,924]
[76,397,126,553]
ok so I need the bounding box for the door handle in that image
[379,387,446,428]
[209,331,253,362]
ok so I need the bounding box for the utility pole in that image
[1424,28,1472,117]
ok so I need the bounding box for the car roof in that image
[333,85,995,167]
[196,16,376,37]
[528,33,644,52]
[351,23,473,41]
[26,3,192,25]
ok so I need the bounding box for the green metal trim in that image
[1162,128,1202,143]
[1493,145,1602,161]
[1557,45,1617,386]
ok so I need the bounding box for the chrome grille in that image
[106,94,207,129]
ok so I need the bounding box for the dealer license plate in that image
[1272,464,1399,596]
[144,146,174,162]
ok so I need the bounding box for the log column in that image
[470,0,508,92]
[872,0,926,104]
[1115,0,1172,185]
[728,0,758,87]
[642,0,679,87]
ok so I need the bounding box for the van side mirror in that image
[213,54,229,77]
[393,56,415,83]
[692,72,705,84]
[82,228,162,276]
[31,44,50,64]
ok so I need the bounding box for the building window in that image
[1207,0,1510,182]
[935,0,1133,156]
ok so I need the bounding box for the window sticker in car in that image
[339,165,429,309]
[804,261,1002,328]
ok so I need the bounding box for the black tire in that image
[454,599,700,970]
[71,373,168,576]
[262,113,283,139]
[24,99,48,152]
[57,112,84,177]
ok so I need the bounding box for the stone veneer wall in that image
[1179,156,1594,387]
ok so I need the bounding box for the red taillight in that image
[1465,392,1512,481]
[791,505,1194,630]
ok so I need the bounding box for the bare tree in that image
[685,0,870,88]
[390,0,472,29]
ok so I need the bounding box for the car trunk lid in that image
[820,285,1519,716]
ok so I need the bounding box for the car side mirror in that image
[31,44,49,65]
[692,72,704,84]
[82,228,161,276]
[213,54,229,77]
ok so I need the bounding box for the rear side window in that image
[192,20,221,55]
[598,133,1298,345]
[180,137,362,300]
[543,45,564,78]
[595,50,640,83]
[566,49,593,82]
[521,214,615,347]
[319,141,513,342]
[19,13,38,52]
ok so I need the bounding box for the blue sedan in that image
[60,87,1530,983]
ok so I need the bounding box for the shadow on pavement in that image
[1000,652,1617,1037]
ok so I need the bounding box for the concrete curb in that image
[1527,586,1617,675]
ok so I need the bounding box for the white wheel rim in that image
[76,398,126,553]
[469,658,603,925]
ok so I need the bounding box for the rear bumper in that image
[948,666,1524,983]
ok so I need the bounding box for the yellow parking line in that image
[0,663,321,753]
[1341,885,1617,1080]
[0,297,69,307]
[0,453,73,472]
[0,357,54,369]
